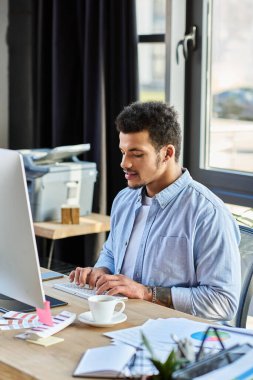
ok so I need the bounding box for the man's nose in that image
[120,155,132,169]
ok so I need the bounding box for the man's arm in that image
[171,207,241,321]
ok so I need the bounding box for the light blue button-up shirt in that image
[95,169,241,321]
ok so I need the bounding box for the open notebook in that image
[73,345,136,378]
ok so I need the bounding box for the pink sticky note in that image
[36,300,53,326]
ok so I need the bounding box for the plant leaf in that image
[141,333,186,379]
[163,350,177,376]
[141,331,155,358]
[151,359,168,380]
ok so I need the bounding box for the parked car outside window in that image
[213,88,253,121]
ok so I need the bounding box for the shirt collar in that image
[155,168,192,208]
[135,168,192,208]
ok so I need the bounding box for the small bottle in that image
[61,182,80,224]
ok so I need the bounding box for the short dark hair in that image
[115,101,181,161]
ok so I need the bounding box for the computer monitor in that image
[0,149,66,312]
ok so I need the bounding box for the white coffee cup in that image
[88,295,125,323]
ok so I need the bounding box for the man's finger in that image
[76,267,92,286]
[96,274,121,288]
[88,271,102,289]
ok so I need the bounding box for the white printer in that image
[19,144,97,222]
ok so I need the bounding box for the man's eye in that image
[133,154,144,158]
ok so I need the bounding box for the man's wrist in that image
[145,286,153,302]
[145,286,174,308]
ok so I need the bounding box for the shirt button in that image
[125,241,128,246]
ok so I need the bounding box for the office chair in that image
[232,225,253,328]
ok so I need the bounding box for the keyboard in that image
[53,282,127,300]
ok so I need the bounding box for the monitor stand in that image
[0,293,67,313]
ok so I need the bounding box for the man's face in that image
[119,131,169,196]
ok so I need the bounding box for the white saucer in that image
[78,311,127,327]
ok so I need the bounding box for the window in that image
[209,1,253,173]
[136,0,166,101]
[185,0,253,207]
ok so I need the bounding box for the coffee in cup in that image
[88,295,125,323]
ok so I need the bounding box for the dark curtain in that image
[9,0,138,267]
[34,0,138,212]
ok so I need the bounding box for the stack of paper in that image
[104,318,253,351]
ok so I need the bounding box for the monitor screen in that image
[0,149,66,312]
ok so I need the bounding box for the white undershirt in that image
[121,194,152,278]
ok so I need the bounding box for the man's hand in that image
[69,267,110,288]
[95,273,152,301]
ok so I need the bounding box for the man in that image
[70,101,241,321]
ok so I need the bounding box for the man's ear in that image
[164,145,175,161]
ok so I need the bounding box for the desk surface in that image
[34,213,110,240]
[0,274,206,380]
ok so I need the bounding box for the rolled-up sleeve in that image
[172,207,241,321]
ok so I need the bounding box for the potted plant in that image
[141,333,190,380]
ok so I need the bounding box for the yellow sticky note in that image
[27,336,64,346]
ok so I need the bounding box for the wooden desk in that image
[34,213,110,269]
[0,276,204,380]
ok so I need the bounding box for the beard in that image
[126,153,162,190]
[126,182,143,190]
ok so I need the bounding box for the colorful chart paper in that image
[191,330,231,342]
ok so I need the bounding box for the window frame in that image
[165,0,187,163]
[184,0,253,207]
